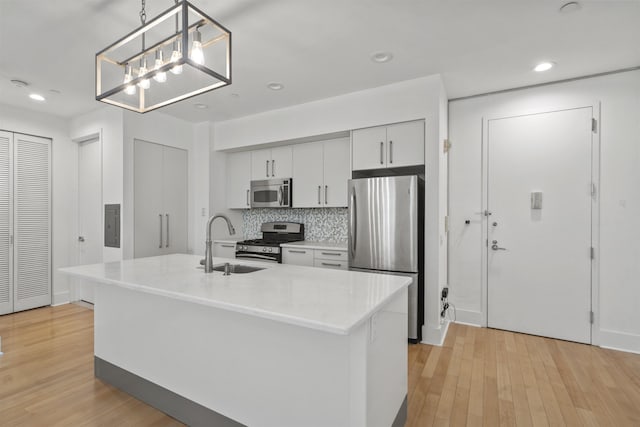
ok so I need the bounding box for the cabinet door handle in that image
[318,185,321,204]
[389,140,393,164]
[380,141,384,164]
[321,262,342,267]
[159,214,163,249]
[165,214,169,248]
[246,189,250,206]
[325,185,328,204]
[266,160,269,177]
[271,159,275,177]
[221,244,235,248]
[320,252,341,256]
[289,250,307,254]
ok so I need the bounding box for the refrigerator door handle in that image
[350,188,357,256]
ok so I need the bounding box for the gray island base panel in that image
[96,356,408,427]
[95,357,245,427]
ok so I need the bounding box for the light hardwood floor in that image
[1,305,639,426]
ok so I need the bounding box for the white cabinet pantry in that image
[226,151,252,209]
[292,137,350,208]
[134,140,188,258]
[250,146,292,180]
[352,120,424,170]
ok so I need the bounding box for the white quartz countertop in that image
[280,241,348,251]
[60,254,409,335]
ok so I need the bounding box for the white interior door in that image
[13,133,51,312]
[486,107,593,344]
[77,136,102,303]
[0,131,13,315]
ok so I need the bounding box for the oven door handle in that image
[235,253,279,262]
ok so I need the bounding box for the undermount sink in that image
[211,264,265,274]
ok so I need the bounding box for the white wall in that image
[212,75,449,345]
[0,103,75,305]
[448,70,640,353]
[70,107,124,263]
[122,110,200,258]
[207,122,244,242]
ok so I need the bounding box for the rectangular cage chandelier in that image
[96,0,231,113]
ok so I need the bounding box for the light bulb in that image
[153,50,167,83]
[138,57,150,89]
[190,29,205,65]
[123,64,136,95]
[170,39,183,75]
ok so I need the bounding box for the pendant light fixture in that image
[96,0,231,113]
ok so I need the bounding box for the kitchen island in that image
[60,254,409,427]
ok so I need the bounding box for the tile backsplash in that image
[242,208,348,242]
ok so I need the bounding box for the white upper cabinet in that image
[292,137,350,208]
[322,138,350,207]
[226,151,252,209]
[292,142,324,207]
[251,146,292,180]
[352,120,424,171]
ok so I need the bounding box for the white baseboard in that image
[52,291,70,306]
[452,308,483,326]
[598,328,640,355]
[421,321,449,346]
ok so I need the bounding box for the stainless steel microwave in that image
[250,178,292,208]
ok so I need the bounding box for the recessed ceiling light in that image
[534,62,555,72]
[559,2,581,14]
[194,103,209,109]
[267,82,284,91]
[370,51,393,63]
[11,79,29,88]
[29,93,45,102]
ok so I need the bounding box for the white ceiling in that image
[1,0,639,123]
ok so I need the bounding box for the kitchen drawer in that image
[314,249,347,262]
[282,248,314,266]
[213,242,236,259]
[314,259,348,270]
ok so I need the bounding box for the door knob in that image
[78,236,85,242]
[491,240,507,251]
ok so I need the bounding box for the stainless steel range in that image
[236,222,304,263]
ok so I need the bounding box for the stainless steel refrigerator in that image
[348,175,424,342]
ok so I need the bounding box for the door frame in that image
[72,130,103,302]
[480,101,600,345]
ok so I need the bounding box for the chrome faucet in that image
[204,214,236,273]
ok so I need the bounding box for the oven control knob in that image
[262,247,267,252]
[268,247,273,253]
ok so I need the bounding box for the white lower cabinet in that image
[213,242,236,259]
[282,248,314,266]
[282,246,347,270]
[314,249,348,270]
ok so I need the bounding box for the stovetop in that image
[237,238,302,246]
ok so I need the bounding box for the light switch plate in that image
[531,191,543,209]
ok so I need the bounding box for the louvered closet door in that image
[0,131,13,315]
[13,134,51,312]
